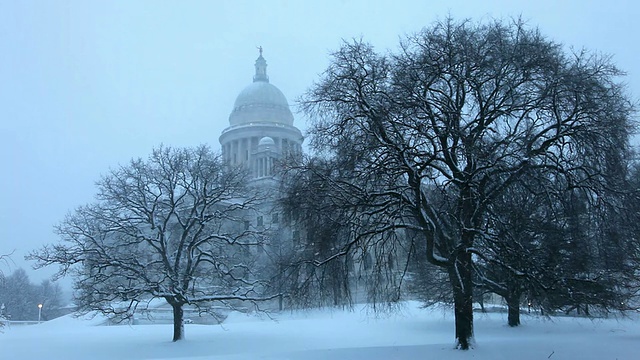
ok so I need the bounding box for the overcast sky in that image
[1,0,639,286]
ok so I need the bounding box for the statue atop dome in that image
[227,49,294,127]
[254,47,268,83]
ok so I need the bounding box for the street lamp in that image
[37,304,43,323]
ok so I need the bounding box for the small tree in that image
[29,145,277,341]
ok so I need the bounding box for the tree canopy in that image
[29,145,276,341]
[299,18,636,349]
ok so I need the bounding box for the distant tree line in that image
[0,268,65,321]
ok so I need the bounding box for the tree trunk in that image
[172,303,185,342]
[477,291,486,313]
[506,290,521,327]
[448,249,474,350]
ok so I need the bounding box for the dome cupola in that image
[228,49,294,127]
[258,136,276,149]
[219,49,303,180]
[253,48,268,82]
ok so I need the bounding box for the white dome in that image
[258,136,276,147]
[228,54,294,127]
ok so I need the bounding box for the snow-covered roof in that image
[228,53,294,127]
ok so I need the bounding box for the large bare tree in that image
[29,145,276,341]
[301,18,635,349]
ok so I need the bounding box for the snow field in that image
[1,302,638,360]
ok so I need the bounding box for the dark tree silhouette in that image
[300,18,635,349]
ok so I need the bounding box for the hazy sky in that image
[1,0,639,285]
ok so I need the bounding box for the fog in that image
[1,0,638,291]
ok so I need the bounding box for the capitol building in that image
[219,50,304,184]
[214,51,387,309]
[217,50,305,268]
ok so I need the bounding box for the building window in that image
[244,220,250,230]
[257,216,264,227]
[292,230,300,241]
[272,213,279,224]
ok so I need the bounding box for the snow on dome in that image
[228,52,294,127]
[258,136,276,147]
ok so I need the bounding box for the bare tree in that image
[28,145,278,341]
[301,18,635,349]
[279,156,410,309]
[0,250,13,281]
[277,158,353,308]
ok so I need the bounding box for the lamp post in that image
[38,304,43,323]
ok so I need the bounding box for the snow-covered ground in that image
[1,302,639,359]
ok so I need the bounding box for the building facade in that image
[218,51,305,265]
[219,50,304,186]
